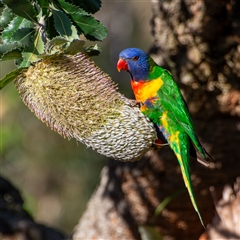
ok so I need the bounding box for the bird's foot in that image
[153,139,169,149]
[127,99,143,108]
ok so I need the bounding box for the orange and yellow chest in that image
[131,77,164,103]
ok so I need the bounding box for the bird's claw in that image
[127,99,143,108]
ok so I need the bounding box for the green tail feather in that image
[170,131,205,227]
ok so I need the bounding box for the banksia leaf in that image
[77,0,101,14]
[0,6,14,28]
[83,44,101,56]
[58,0,102,14]
[1,49,22,61]
[10,27,35,46]
[0,42,22,59]
[14,52,157,162]
[64,39,85,55]
[71,13,108,41]
[1,16,32,44]
[0,68,22,90]
[52,8,73,37]
[3,0,38,23]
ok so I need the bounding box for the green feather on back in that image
[155,67,207,159]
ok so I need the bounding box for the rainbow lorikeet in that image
[117,48,211,227]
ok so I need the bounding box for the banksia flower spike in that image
[14,52,157,161]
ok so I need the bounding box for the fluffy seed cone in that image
[14,52,157,162]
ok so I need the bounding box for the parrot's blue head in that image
[117,48,150,81]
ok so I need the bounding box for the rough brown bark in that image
[72,164,142,240]
[73,0,240,239]
[200,178,240,240]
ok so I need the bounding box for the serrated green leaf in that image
[1,49,22,61]
[52,2,79,40]
[1,16,32,44]
[65,0,101,14]
[0,42,22,59]
[138,225,163,240]
[70,13,107,41]
[81,0,102,14]
[0,6,14,28]
[57,0,84,14]
[46,15,59,38]
[44,36,69,53]
[0,68,21,90]
[64,39,85,55]
[18,58,32,68]
[36,0,49,15]
[52,8,72,36]
[14,58,24,67]
[11,28,35,46]
[49,36,69,45]
[21,29,44,66]
[69,24,78,40]
[83,44,101,56]
[33,29,45,55]
[20,53,35,67]
[35,3,43,23]
[4,0,38,22]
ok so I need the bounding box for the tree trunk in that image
[73,0,240,239]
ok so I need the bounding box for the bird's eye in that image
[132,56,139,61]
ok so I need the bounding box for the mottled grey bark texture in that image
[73,0,240,239]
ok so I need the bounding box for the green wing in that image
[156,67,207,159]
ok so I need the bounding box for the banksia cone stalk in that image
[14,52,157,161]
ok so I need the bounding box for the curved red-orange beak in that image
[117,58,128,72]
